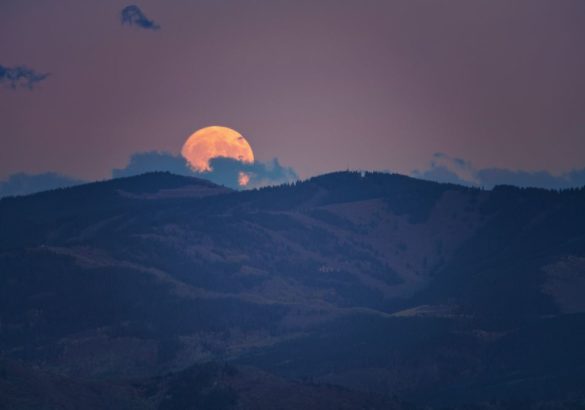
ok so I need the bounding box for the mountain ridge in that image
[2,170,585,408]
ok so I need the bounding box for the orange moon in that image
[181,126,254,172]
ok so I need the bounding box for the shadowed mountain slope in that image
[1,171,585,408]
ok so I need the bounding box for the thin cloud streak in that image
[0,65,49,89]
[120,5,160,31]
[413,153,585,190]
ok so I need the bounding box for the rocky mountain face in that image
[1,171,585,409]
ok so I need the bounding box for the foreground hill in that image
[1,171,585,408]
[0,359,403,410]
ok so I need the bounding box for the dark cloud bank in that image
[0,153,296,198]
[0,65,49,89]
[413,153,585,190]
[112,152,298,189]
[120,5,160,31]
[4,151,585,199]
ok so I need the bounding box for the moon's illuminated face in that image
[181,126,254,184]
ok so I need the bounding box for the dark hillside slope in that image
[1,171,585,407]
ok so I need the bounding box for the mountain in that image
[1,171,585,409]
[0,358,403,410]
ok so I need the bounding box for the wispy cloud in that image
[121,5,160,31]
[0,65,49,89]
[112,151,298,189]
[413,153,585,190]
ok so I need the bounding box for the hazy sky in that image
[1,0,585,180]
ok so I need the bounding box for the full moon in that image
[181,126,255,173]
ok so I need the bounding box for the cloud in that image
[0,153,296,198]
[0,65,49,89]
[121,5,160,30]
[112,151,298,189]
[204,157,298,189]
[112,151,192,178]
[413,153,585,190]
[0,173,85,198]
[411,153,476,187]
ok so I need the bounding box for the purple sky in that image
[1,0,585,181]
